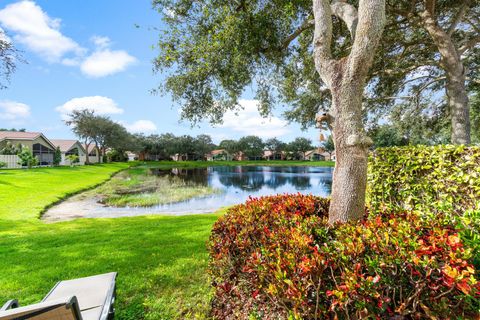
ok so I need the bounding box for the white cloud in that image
[0,0,84,62]
[123,120,157,134]
[56,96,124,118]
[80,49,136,77]
[0,100,31,121]
[91,35,111,49]
[0,2,136,78]
[217,99,291,138]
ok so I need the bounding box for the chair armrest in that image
[0,296,82,320]
[0,300,18,311]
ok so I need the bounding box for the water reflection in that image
[148,166,333,214]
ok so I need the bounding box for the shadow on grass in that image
[0,214,220,319]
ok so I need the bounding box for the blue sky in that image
[0,0,323,144]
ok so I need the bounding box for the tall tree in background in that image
[238,136,264,160]
[154,0,386,222]
[219,139,241,158]
[195,134,215,159]
[322,135,335,158]
[289,137,313,160]
[65,110,98,164]
[372,1,480,144]
[265,138,286,153]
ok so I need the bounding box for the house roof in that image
[50,139,85,153]
[0,131,42,141]
[210,149,227,155]
[305,148,327,157]
[0,131,56,149]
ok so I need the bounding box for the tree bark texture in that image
[313,0,386,223]
[84,140,90,164]
[420,4,471,145]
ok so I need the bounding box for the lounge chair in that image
[0,272,117,320]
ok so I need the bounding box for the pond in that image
[43,166,333,221]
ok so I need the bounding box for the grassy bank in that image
[85,166,220,207]
[0,160,334,319]
[0,163,131,221]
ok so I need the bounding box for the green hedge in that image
[368,145,480,213]
[368,145,480,266]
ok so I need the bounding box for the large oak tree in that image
[369,0,479,145]
[153,0,386,222]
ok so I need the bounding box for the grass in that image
[0,160,333,319]
[0,162,131,221]
[86,166,220,207]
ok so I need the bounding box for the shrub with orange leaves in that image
[208,194,480,319]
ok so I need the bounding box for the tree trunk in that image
[446,63,470,144]
[419,6,470,144]
[84,140,90,165]
[96,143,100,163]
[313,0,385,223]
[329,71,370,223]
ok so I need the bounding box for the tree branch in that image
[424,0,436,15]
[447,0,470,36]
[312,0,335,88]
[459,35,480,54]
[347,0,386,78]
[281,19,314,50]
[331,0,358,39]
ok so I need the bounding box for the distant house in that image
[206,149,233,161]
[0,131,57,166]
[83,144,103,163]
[126,152,137,161]
[263,150,286,161]
[50,140,86,165]
[171,153,202,161]
[233,151,247,161]
[138,151,164,161]
[304,148,334,161]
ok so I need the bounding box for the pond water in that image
[140,166,332,213]
[43,166,333,221]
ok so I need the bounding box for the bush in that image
[53,147,62,166]
[368,145,480,214]
[66,154,80,166]
[17,147,38,168]
[368,145,480,267]
[0,161,6,168]
[209,195,480,319]
[107,149,128,162]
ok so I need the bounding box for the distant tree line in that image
[64,109,331,162]
[136,134,327,161]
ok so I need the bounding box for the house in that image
[126,152,137,161]
[304,147,335,161]
[50,140,87,165]
[206,149,233,161]
[263,150,286,161]
[83,144,103,163]
[0,131,57,166]
[233,151,247,161]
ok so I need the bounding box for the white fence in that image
[0,155,21,169]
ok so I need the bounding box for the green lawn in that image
[0,160,333,319]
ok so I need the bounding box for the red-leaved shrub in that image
[208,194,480,319]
